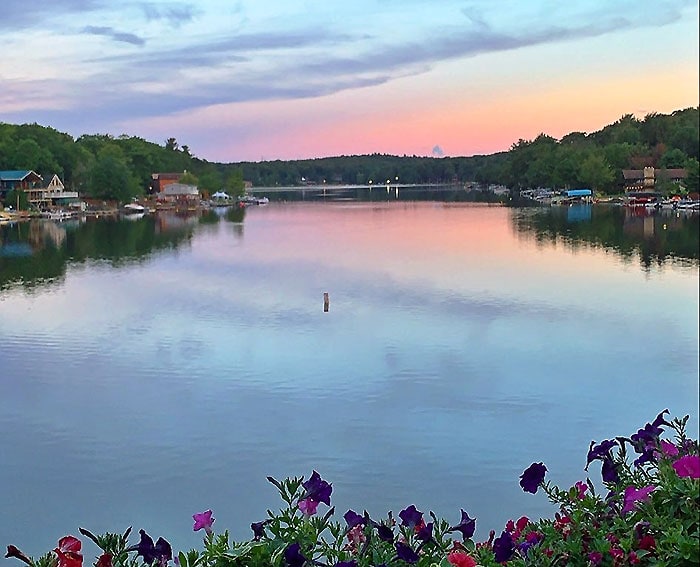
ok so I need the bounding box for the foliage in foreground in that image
[6,411,699,567]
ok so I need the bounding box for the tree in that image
[685,158,699,193]
[165,137,179,151]
[659,148,688,169]
[179,171,199,185]
[579,152,614,194]
[87,154,140,203]
[3,188,30,210]
[225,169,245,196]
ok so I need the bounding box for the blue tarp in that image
[565,189,592,197]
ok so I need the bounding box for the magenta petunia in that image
[575,481,588,500]
[660,440,679,457]
[298,497,319,516]
[622,485,655,514]
[193,510,215,535]
[673,455,700,478]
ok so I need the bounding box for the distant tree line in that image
[1,107,697,205]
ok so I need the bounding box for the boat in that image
[41,209,73,221]
[122,203,147,214]
[237,195,269,205]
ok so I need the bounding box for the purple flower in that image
[416,522,433,542]
[633,448,655,467]
[333,562,357,567]
[134,530,172,565]
[493,530,515,562]
[283,543,306,567]
[630,411,669,452]
[395,542,419,564]
[673,455,700,478]
[449,509,476,540]
[192,510,214,535]
[251,521,267,540]
[343,509,365,528]
[399,505,423,528]
[601,456,620,484]
[519,462,547,494]
[302,470,332,506]
[585,439,617,469]
[622,485,655,514]
[376,524,394,542]
[588,551,603,565]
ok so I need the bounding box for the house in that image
[0,170,43,202]
[25,174,79,209]
[622,167,687,192]
[157,183,200,203]
[151,172,183,193]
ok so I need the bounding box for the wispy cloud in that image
[0,0,696,160]
[0,0,102,29]
[138,2,199,26]
[82,25,146,46]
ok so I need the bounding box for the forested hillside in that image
[1,107,697,203]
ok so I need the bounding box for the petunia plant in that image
[6,411,699,567]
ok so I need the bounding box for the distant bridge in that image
[247,183,462,193]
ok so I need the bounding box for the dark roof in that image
[0,170,43,182]
[656,168,687,179]
[622,170,644,180]
[622,168,687,181]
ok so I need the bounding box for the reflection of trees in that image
[0,208,252,291]
[512,205,699,269]
[1,214,194,290]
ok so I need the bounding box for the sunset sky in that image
[1,0,698,163]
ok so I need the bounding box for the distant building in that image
[25,174,79,209]
[622,167,687,192]
[157,183,200,203]
[151,172,184,193]
[0,170,43,201]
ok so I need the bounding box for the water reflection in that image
[512,204,699,269]
[0,209,245,291]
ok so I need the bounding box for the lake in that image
[1,200,698,555]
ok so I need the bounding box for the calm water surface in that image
[1,202,698,554]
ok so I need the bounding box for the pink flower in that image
[660,440,679,457]
[575,481,588,500]
[447,551,477,567]
[622,485,655,514]
[672,455,700,478]
[193,510,215,535]
[54,536,82,567]
[298,497,319,516]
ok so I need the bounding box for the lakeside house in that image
[150,172,184,193]
[0,170,43,202]
[1,170,80,210]
[622,167,687,192]
[26,174,80,209]
[157,182,200,204]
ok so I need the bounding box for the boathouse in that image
[0,170,43,202]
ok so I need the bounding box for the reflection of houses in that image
[0,170,43,202]
[622,167,687,192]
[157,183,200,204]
[623,206,656,238]
[151,172,184,193]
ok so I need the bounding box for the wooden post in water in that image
[323,292,329,312]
